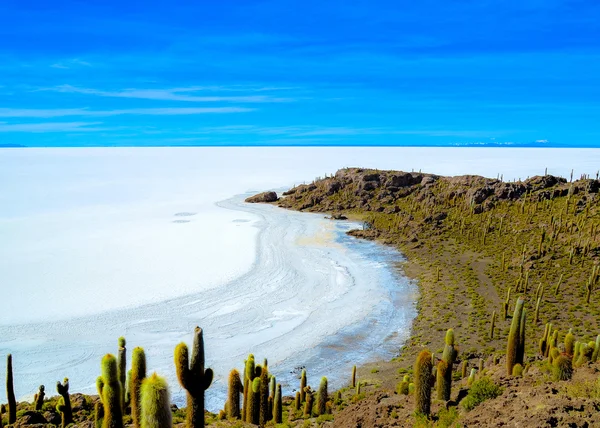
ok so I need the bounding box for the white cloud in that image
[0,122,105,132]
[44,85,294,103]
[0,107,255,118]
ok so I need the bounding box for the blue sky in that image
[1,0,599,147]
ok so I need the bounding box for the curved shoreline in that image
[0,194,417,412]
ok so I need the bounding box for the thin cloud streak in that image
[0,107,255,118]
[44,85,295,103]
[0,121,107,132]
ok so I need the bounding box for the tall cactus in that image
[34,385,45,411]
[438,329,457,401]
[242,354,255,422]
[506,297,525,376]
[274,384,282,423]
[259,367,270,426]
[117,337,127,414]
[56,378,73,426]
[414,350,433,416]
[6,354,16,424]
[130,347,147,428]
[317,377,328,416]
[564,328,575,356]
[227,369,242,419]
[351,365,356,388]
[140,373,172,428]
[174,327,213,428]
[592,334,600,362]
[248,378,260,425]
[97,354,124,428]
[300,369,307,403]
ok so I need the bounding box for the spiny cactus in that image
[294,391,301,411]
[317,377,328,415]
[573,341,581,364]
[117,337,127,414]
[300,369,307,403]
[351,365,356,388]
[227,369,242,419]
[274,384,282,423]
[259,367,270,426]
[97,354,123,428]
[575,343,594,367]
[242,354,255,421]
[174,327,213,428]
[130,347,147,428]
[34,385,45,411]
[506,297,525,376]
[467,368,476,386]
[591,335,600,362]
[461,360,468,378]
[397,375,410,395]
[511,364,523,377]
[414,350,433,416]
[564,328,575,356]
[56,378,73,426]
[243,377,258,424]
[436,360,451,401]
[140,373,172,428]
[303,387,314,417]
[552,355,573,381]
[6,354,16,425]
[95,401,104,428]
[490,311,496,339]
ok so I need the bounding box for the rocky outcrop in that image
[245,191,278,203]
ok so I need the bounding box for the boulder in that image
[245,191,278,203]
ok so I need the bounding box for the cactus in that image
[575,343,593,367]
[242,354,255,421]
[300,369,307,402]
[248,378,260,425]
[174,327,213,428]
[564,329,575,356]
[227,369,242,419]
[503,288,511,320]
[97,354,123,428]
[414,350,433,416]
[317,377,328,415]
[592,335,600,362]
[351,365,356,388]
[6,354,16,424]
[554,274,563,296]
[506,297,525,376]
[56,378,73,426]
[461,360,468,378]
[303,388,314,417]
[356,381,361,396]
[573,341,581,364]
[294,391,301,411]
[552,355,573,381]
[490,311,496,339]
[259,367,270,426]
[130,347,147,428]
[534,297,541,324]
[33,385,45,411]
[117,337,127,414]
[511,364,523,377]
[467,368,476,386]
[442,329,457,364]
[436,360,451,401]
[95,401,104,428]
[140,373,172,428]
[274,384,282,423]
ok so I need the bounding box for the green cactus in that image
[117,337,127,414]
[248,378,260,425]
[490,311,496,340]
[461,360,468,378]
[6,354,16,425]
[242,354,255,422]
[552,355,573,381]
[97,354,123,428]
[300,369,307,403]
[351,365,356,388]
[575,343,594,367]
[554,273,563,296]
[227,369,242,419]
[591,335,600,362]
[356,381,361,396]
[274,384,282,423]
[317,377,328,415]
[442,329,457,364]
[140,373,172,428]
[56,378,73,426]
[294,391,301,411]
[259,367,270,426]
[33,385,45,411]
[95,401,104,428]
[467,368,476,386]
[564,329,575,356]
[573,341,581,364]
[414,350,433,416]
[303,388,314,417]
[511,364,523,377]
[506,297,525,376]
[534,297,542,324]
[130,347,147,428]
[396,375,410,395]
[174,327,213,428]
[436,360,451,401]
